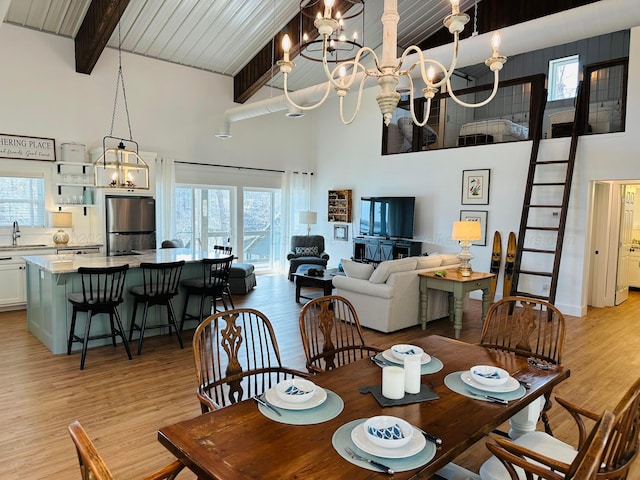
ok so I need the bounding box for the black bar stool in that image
[128,260,185,355]
[180,255,234,331]
[67,264,131,370]
[213,245,235,309]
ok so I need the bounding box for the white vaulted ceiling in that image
[2,0,479,94]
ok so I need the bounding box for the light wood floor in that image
[2,276,639,479]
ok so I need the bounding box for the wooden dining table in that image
[157,335,570,479]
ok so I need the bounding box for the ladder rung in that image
[525,227,559,231]
[518,270,553,277]
[521,248,556,254]
[534,160,569,165]
[525,204,563,208]
[513,292,550,301]
[532,182,566,187]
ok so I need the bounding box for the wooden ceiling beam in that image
[75,0,130,75]
[233,0,353,104]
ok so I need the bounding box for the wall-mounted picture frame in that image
[460,210,488,246]
[461,169,490,205]
[0,133,56,161]
[333,224,349,241]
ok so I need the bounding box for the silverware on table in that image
[517,379,532,389]
[344,447,394,474]
[465,389,509,405]
[370,356,387,368]
[252,394,282,416]
[413,425,442,446]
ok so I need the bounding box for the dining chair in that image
[67,264,132,370]
[480,295,566,435]
[299,295,383,373]
[482,410,616,480]
[213,245,235,309]
[128,260,185,355]
[480,376,640,479]
[180,255,234,331]
[68,420,185,480]
[192,307,308,413]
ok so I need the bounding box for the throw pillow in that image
[341,259,374,280]
[369,257,417,284]
[295,246,319,257]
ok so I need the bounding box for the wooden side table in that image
[419,269,495,339]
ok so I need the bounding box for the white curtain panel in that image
[280,170,313,274]
[155,157,176,245]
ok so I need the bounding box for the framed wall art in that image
[333,224,349,241]
[0,133,56,161]
[461,169,490,205]
[460,210,488,246]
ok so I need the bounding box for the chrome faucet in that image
[12,221,20,246]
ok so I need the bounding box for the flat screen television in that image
[359,196,415,239]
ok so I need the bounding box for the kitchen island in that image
[24,249,229,354]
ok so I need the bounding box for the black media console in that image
[353,237,422,264]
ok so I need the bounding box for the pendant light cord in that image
[109,8,134,141]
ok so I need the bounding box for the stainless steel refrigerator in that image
[105,195,156,256]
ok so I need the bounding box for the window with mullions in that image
[0,175,45,227]
[548,55,580,101]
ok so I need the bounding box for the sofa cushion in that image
[341,259,374,280]
[416,255,442,269]
[440,253,460,266]
[369,257,417,284]
[295,245,319,257]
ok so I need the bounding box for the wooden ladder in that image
[510,81,589,303]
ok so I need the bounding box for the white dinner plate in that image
[460,370,520,393]
[382,349,431,365]
[264,386,328,410]
[350,422,427,459]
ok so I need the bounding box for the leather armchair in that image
[287,235,330,280]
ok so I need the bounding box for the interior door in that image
[615,185,634,305]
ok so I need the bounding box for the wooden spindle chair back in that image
[299,295,382,373]
[480,296,565,365]
[192,308,307,413]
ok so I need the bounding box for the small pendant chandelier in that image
[94,10,149,190]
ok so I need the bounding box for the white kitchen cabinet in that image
[629,249,640,288]
[0,257,26,307]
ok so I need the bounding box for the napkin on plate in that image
[359,384,439,407]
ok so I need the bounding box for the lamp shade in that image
[299,211,318,225]
[50,211,73,228]
[452,220,481,241]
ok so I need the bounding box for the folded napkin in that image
[359,385,439,407]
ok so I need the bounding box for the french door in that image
[243,188,281,272]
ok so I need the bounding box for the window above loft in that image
[548,55,580,101]
[0,174,46,227]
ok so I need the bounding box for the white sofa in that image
[332,254,460,333]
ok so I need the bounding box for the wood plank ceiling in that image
[3,0,599,104]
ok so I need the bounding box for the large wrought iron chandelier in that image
[277,0,507,126]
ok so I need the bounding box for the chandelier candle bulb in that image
[404,355,422,394]
[382,366,405,400]
[282,34,291,63]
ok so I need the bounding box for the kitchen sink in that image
[0,244,48,249]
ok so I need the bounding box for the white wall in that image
[310,27,640,317]
[0,24,312,244]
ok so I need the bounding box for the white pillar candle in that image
[382,366,405,399]
[404,355,422,394]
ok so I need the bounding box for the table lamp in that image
[299,211,317,235]
[452,220,482,277]
[50,211,72,246]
